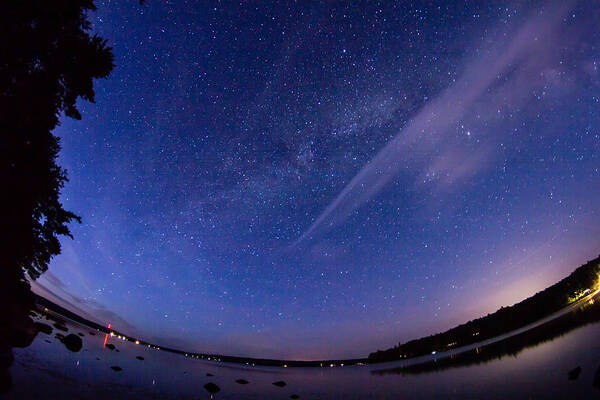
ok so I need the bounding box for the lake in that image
[3,307,600,399]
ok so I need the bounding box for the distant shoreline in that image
[373,290,600,375]
[34,293,368,368]
[33,255,599,368]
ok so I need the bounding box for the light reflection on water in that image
[5,311,600,399]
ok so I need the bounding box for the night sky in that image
[33,1,600,360]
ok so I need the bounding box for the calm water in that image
[3,310,600,399]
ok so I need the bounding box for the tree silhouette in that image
[0,0,113,327]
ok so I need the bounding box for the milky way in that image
[32,1,600,359]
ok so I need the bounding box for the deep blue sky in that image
[34,1,600,359]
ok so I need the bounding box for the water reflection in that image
[373,298,600,375]
[5,300,600,399]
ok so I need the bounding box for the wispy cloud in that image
[31,271,137,333]
[295,3,572,246]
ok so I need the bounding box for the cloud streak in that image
[31,271,138,333]
[295,3,572,246]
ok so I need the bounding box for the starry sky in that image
[32,1,600,360]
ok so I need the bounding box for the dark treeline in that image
[372,291,600,375]
[369,255,600,363]
[34,295,109,333]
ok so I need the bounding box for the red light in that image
[103,323,111,347]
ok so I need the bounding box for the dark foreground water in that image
[3,306,600,399]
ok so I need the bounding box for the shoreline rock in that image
[61,334,83,352]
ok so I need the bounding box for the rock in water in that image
[235,379,249,384]
[203,382,220,394]
[568,366,581,380]
[0,350,13,370]
[34,322,52,335]
[272,381,287,387]
[0,367,11,394]
[110,366,122,371]
[105,344,116,350]
[291,395,300,399]
[61,334,83,352]
[136,356,144,360]
[593,365,600,390]
[0,350,13,393]
[206,373,214,377]
[11,316,39,348]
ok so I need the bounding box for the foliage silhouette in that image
[0,1,113,292]
[0,2,116,390]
